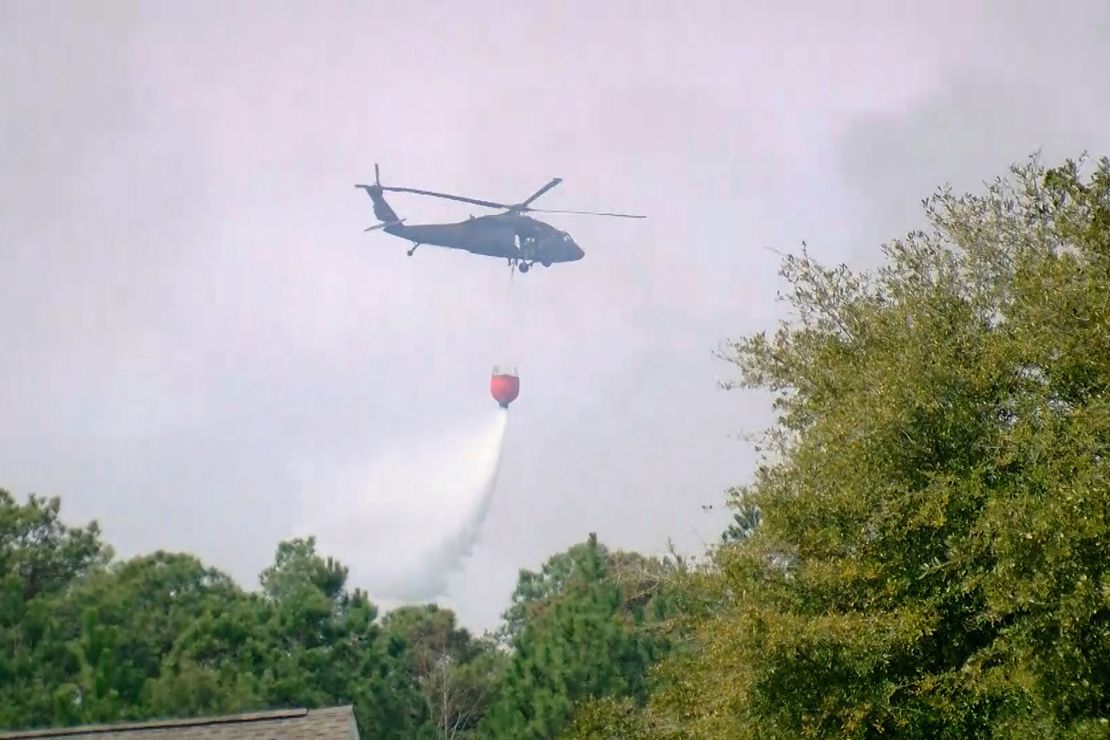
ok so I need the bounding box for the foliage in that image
[0,498,473,738]
[563,695,646,739]
[148,536,432,737]
[721,489,762,543]
[637,153,1110,737]
[496,536,604,646]
[482,533,678,739]
[0,491,111,728]
[382,604,506,739]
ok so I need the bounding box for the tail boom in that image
[355,183,401,225]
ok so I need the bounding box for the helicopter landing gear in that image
[507,257,533,274]
[406,243,421,256]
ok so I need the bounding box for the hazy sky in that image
[3,1,1108,630]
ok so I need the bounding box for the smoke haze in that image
[3,1,1108,631]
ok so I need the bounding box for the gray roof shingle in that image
[0,706,359,739]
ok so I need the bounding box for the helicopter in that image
[355,165,644,273]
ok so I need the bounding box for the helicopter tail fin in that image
[354,182,401,225]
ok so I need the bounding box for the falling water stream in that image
[297,408,508,601]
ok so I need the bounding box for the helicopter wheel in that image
[541,260,551,267]
[518,262,530,273]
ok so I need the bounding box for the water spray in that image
[296,408,509,602]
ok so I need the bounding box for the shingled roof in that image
[0,706,359,739]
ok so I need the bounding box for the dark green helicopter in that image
[355,165,644,273]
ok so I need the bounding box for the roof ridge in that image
[0,707,349,738]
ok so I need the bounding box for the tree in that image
[720,487,762,543]
[496,537,607,646]
[0,491,110,729]
[259,537,347,603]
[61,552,244,722]
[0,508,436,739]
[154,537,431,737]
[383,605,505,738]
[640,154,1110,737]
[482,534,676,739]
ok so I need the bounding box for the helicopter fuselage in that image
[385,213,584,266]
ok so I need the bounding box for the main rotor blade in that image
[520,178,563,207]
[378,178,643,219]
[379,185,509,210]
[526,207,646,219]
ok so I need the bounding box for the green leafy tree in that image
[260,537,347,602]
[383,604,505,738]
[563,696,646,739]
[63,552,244,719]
[497,534,678,645]
[154,536,431,737]
[0,491,110,728]
[0,506,437,739]
[496,538,603,646]
[721,489,762,543]
[482,534,675,739]
[640,154,1110,738]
